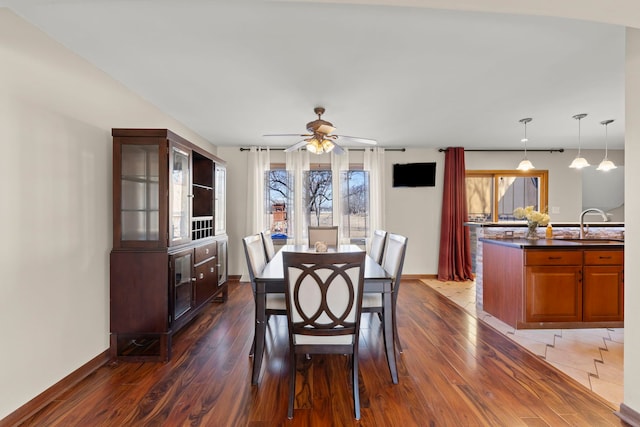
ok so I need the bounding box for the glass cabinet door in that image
[215,165,226,235]
[172,251,194,322]
[120,144,160,242]
[217,238,228,286]
[170,145,192,245]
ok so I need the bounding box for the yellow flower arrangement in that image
[513,206,550,226]
[514,206,550,239]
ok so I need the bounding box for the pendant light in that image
[517,117,534,170]
[569,113,590,169]
[597,119,617,171]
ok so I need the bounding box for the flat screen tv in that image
[392,162,436,187]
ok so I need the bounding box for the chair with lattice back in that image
[282,251,366,420]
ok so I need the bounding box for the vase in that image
[526,222,539,240]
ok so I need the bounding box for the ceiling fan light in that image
[569,156,590,169]
[596,159,616,171]
[321,139,334,152]
[517,159,534,171]
[306,138,320,154]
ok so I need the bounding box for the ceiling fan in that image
[263,107,377,154]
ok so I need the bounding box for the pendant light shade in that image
[517,118,534,170]
[597,119,616,171]
[569,113,590,169]
[517,159,534,171]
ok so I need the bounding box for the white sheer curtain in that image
[364,147,386,250]
[331,149,350,244]
[286,149,309,245]
[242,147,270,281]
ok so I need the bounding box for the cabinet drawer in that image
[195,242,217,264]
[525,250,582,266]
[584,250,623,266]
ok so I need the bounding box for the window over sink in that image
[466,170,548,222]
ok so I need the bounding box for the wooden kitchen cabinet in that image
[583,250,624,322]
[482,239,624,329]
[110,129,228,361]
[524,251,583,323]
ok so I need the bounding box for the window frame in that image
[466,169,549,223]
[265,161,370,243]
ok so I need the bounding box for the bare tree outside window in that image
[266,166,370,242]
[342,170,369,241]
[305,170,333,226]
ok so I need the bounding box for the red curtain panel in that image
[437,147,473,281]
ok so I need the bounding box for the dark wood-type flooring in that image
[17,280,625,426]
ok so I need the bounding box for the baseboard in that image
[404,274,437,280]
[616,403,640,427]
[228,274,241,283]
[0,350,111,427]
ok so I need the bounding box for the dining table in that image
[252,244,398,385]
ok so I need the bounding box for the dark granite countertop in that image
[479,237,624,249]
[467,222,624,228]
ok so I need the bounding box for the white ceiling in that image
[1,0,627,150]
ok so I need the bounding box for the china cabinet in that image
[110,129,228,361]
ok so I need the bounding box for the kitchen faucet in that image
[579,208,609,238]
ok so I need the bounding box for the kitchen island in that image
[480,237,624,329]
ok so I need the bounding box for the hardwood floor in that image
[16,280,625,426]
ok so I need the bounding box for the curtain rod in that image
[439,148,564,153]
[239,147,406,152]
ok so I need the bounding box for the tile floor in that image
[421,278,624,408]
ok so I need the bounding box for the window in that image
[266,168,293,240]
[305,168,333,227]
[341,170,369,242]
[466,170,548,222]
[265,163,370,242]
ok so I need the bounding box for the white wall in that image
[624,26,640,415]
[0,10,215,419]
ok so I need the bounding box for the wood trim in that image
[615,403,640,426]
[466,169,549,222]
[0,350,110,427]
[404,274,437,280]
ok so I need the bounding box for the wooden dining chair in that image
[282,251,366,420]
[242,234,286,358]
[260,229,276,261]
[308,225,339,247]
[361,233,408,353]
[369,229,387,264]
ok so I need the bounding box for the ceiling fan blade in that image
[335,135,377,145]
[263,133,311,138]
[284,139,310,152]
[331,142,345,155]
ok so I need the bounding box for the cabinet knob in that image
[191,277,197,282]
[199,273,204,279]
[210,267,214,273]
[205,248,209,254]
